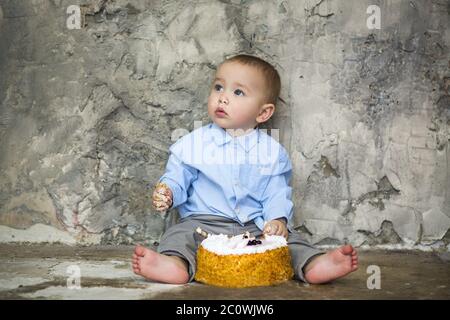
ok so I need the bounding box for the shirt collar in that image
[210,122,259,153]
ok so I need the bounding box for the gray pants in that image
[157,214,324,283]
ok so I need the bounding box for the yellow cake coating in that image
[195,245,294,288]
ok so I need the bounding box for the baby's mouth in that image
[215,107,228,116]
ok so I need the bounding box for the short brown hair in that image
[222,54,281,105]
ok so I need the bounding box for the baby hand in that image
[263,219,288,239]
[152,182,173,212]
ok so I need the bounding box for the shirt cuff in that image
[253,217,266,231]
[263,212,290,224]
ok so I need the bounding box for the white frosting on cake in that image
[200,234,288,255]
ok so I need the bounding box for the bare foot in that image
[132,245,190,284]
[303,244,358,284]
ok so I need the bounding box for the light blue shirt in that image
[158,122,294,231]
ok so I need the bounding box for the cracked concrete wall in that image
[0,0,449,247]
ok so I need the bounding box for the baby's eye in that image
[214,84,223,92]
[234,89,245,96]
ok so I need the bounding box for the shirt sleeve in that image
[158,140,198,209]
[260,150,294,223]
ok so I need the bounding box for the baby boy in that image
[132,54,358,284]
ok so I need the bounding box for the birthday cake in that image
[194,231,294,288]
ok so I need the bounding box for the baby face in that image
[207,61,270,133]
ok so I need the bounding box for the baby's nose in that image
[218,94,229,104]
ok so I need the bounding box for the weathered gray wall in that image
[0,0,449,247]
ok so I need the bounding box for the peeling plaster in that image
[0,0,449,247]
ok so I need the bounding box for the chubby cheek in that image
[230,107,252,125]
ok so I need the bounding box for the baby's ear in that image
[256,103,275,123]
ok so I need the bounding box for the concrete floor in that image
[0,244,449,299]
